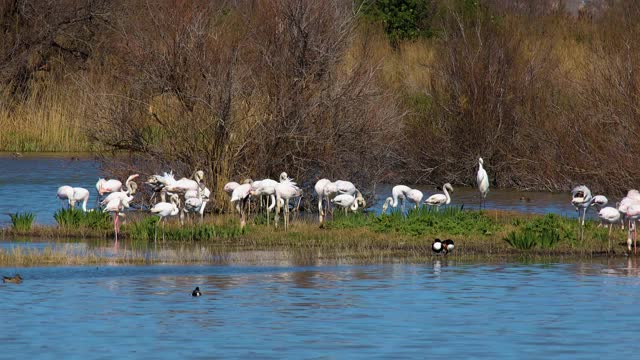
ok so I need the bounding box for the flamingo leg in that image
[608,224,612,253]
[113,213,118,242]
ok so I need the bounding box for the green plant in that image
[54,208,111,230]
[9,212,35,232]
[504,231,537,250]
[504,214,565,250]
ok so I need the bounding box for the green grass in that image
[504,214,575,250]
[53,208,112,230]
[9,212,35,232]
[326,206,500,237]
[125,216,246,242]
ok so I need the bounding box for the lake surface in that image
[0,154,599,227]
[2,259,640,359]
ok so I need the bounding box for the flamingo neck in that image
[443,185,451,204]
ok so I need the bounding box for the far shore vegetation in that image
[2,1,639,199]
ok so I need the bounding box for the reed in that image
[9,212,35,232]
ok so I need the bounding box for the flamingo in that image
[251,179,278,225]
[571,185,594,227]
[331,193,359,214]
[162,170,204,200]
[406,189,423,210]
[96,177,122,196]
[231,183,253,228]
[591,195,608,209]
[275,178,302,231]
[56,186,74,208]
[381,185,412,214]
[315,178,332,223]
[224,181,240,196]
[182,184,211,224]
[598,206,622,253]
[101,174,139,206]
[150,193,180,242]
[624,204,640,254]
[104,195,132,242]
[71,187,90,212]
[477,158,489,209]
[424,183,454,210]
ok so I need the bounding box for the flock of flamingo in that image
[53,156,640,254]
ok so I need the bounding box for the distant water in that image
[0,154,605,226]
[2,260,640,358]
[0,153,99,226]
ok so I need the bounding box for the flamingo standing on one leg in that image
[424,183,454,211]
[315,178,332,223]
[150,194,180,242]
[477,158,489,210]
[104,195,132,243]
[182,184,210,224]
[231,183,253,228]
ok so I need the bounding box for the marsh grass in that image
[9,212,35,232]
[54,208,112,230]
[125,216,246,242]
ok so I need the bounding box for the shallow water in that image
[0,153,99,226]
[0,154,605,227]
[2,259,640,358]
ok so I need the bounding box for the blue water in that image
[2,260,640,359]
[0,154,100,226]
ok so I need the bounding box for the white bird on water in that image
[477,158,489,209]
[424,183,454,210]
[231,183,253,228]
[315,178,332,223]
[57,186,90,211]
[56,186,74,208]
[275,174,302,231]
[571,185,594,227]
[101,174,139,207]
[331,193,359,214]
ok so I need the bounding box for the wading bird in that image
[182,184,211,224]
[406,189,423,210]
[101,174,139,206]
[331,193,359,214]
[275,178,302,231]
[382,185,412,214]
[571,185,594,227]
[104,195,132,243]
[71,187,90,212]
[591,195,608,209]
[56,185,74,208]
[598,206,622,253]
[251,179,278,225]
[624,204,640,254]
[424,183,454,210]
[150,193,180,242]
[96,177,122,196]
[231,183,253,228]
[477,158,489,209]
[315,178,332,223]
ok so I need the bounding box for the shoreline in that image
[0,209,631,266]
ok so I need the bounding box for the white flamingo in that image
[56,186,74,208]
[424,183,454,210]
[101,174,139,206]
[477,158,489,209]
[591,195,608,209]
[224,181,240,196]
[406,189,423,210]
[315,178,332,223]
[96,177,122,196]
[71,187,90,212]
[251,179,278,225]
[104,195,132,243]
[624,204,640,254]
[275,178,302,231]
[331,193,359,214]
[382,185,412,214]
[150,193,180,242]
[147,171,203,202]
[598,206,622,252]
[182,184,211,224]
[571,185,594,227]
[231,183,253,228]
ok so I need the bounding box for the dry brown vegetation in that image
[2,0,640,204]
